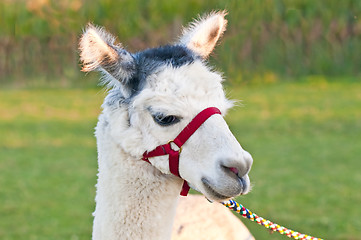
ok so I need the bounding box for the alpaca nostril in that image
[221,165,242,177]
[220,155,252,178]
[229,167,239,175]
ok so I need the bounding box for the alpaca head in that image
[79,11,253,202]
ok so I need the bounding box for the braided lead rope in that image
[221,199,324,240]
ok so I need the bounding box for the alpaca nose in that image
[221,150,253,178]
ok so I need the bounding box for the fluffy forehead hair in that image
[104,45,200,106]
[133,45,200,92]
[79,11,228,105]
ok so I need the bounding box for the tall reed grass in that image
[1,0,360,86]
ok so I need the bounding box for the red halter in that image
[142,107,222,196]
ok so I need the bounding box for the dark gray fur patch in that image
[136,45,197,69]
[104,88,127,107]
[105,45,199,107]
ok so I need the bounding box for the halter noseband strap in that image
[142,107,222,196]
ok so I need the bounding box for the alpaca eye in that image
[153,114,180,126]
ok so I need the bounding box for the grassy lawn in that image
[0,89,104,240]
[0,82,360,239]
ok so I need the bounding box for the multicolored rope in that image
[221,199,323,240]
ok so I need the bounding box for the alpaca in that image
[79,11,254,240]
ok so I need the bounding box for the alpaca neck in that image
[93,127,183,240]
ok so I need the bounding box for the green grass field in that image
[0,82,360,240]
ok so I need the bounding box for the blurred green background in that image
[1,0,360,239]
[1,0,361,86]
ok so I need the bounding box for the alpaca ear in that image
[179,11,227,58]
[79,24,137,95]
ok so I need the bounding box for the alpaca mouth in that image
[238,177,249,195]
[221,166,251,195]
[201,177,234,200]
[201,174,249,201]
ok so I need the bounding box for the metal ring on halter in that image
[168,140,182,154]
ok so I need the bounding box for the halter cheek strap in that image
[142,107,222,196]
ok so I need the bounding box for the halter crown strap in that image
[142,107,221,196]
